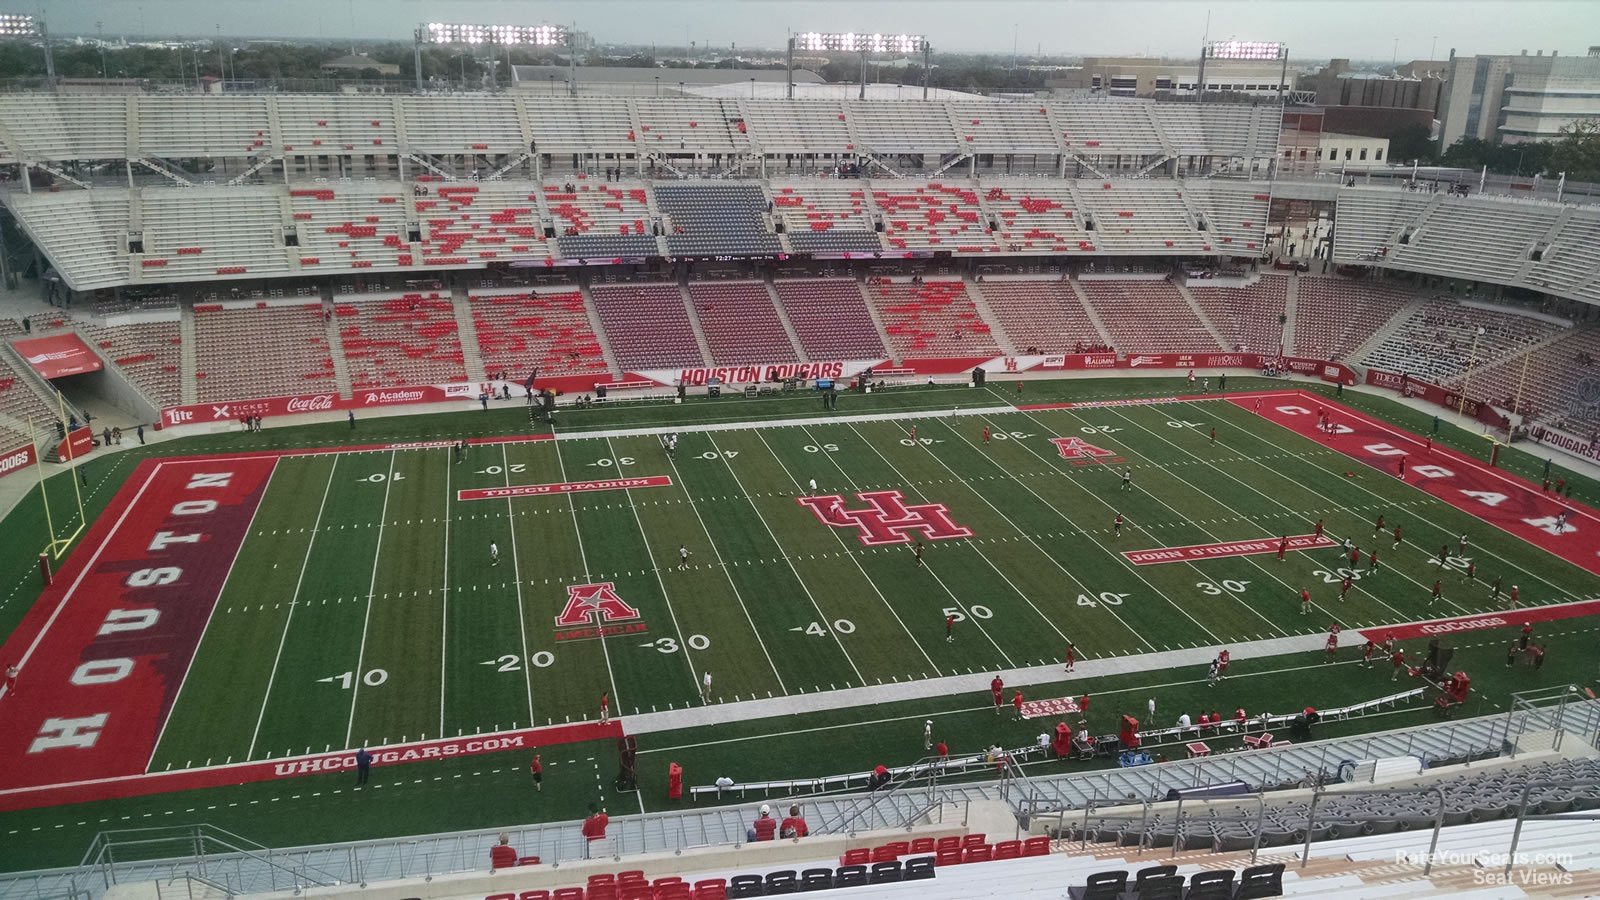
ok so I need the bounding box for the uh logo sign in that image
[797,490,974,546]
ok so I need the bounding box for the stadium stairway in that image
[1065,277,1118,350]
[178,304,198,405]
[577,283,624,381]
[763,279,808,362]
[1172,281,1232,350]
[321,299,353,397]
[676,282,717,370]
[1349,294,1430,365]
[964,277,1020,357]
[1280,276,1301,354]
[452,285,489,382]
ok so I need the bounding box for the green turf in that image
[2,376,1599,872]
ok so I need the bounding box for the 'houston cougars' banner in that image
[0,442,36,480]
[13,333,102,379]
[632,360,885,388]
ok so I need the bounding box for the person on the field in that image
[678,545,692,570]
[1465,560,1477,582]
[529,753,543,792]
[1325,626,1339,662]
[1299,587,1312,615]
[1207,658,1220,686]
[923,719,933,750]
[599,691,610,724]
[1391,647,1407,681]
[1113,513,1125,537]
[1430,579,1442,605]
[1510,585,1520,608]
[945,614,955,643]
[982,426,991,444]
[701,670,713,703]
[1277,536,1289,562]
[1012,689,1025,720]
[1362,639,1376,667]
[1520,622,1533,651]
[1313,519,1324,539]
[1373,514,1385,536]
[355,747,372,785]
[1458,534,1469,557]
[913,541,924,567]
[1368,547,1380,571]
[1340,573,1353,601]
[1438,544,1449,566]
[1392,524,1403,547]
[1064,642,1076,673]
[807,478,817,496]
[1120,468,1132,491]
[1506,642,1520,668]
[990,675,1004,714]
[1217,649,1230,678]
[3,663,16,696]
[490,541,499,567]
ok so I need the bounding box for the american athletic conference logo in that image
[1050,436,1125,465]
[552,582,647,642]
[797,490,974,546]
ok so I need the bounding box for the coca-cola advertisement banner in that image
[160,393,344,427]
[0,442,37,480]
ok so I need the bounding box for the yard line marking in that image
[662,443,788,695]
[1109,404,1436,620]
[844,420,1079,648]
[437,450,454,737]
[970,408,1231,644]
[797,420,1014,666]
[907,420,1155,652]
[344,451,398,749]
[1021,404,1300,632]
[248,455,340,760]
[705,431,871,684]
[749,428,938,678]
[602,436,699,695]
[149,459,282,770]
[501,444,537,727]
[550,431,619,706]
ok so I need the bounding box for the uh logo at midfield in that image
[797,490,974,546]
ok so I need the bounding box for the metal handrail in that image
[1300,785,1446,875]
[1503,777,1600,876]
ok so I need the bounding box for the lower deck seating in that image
[469,288,610,381]
[773,279,888,361]
[1187,275,1287,354]
[975,279,1104,354]
[1359,298,1566,387]
[1077,280,1220,353]
[335,292,467,389]
[865,280,1000,359]
[76,319,184,407]
[0,349,59,446]
[1466,326,1600,429]
[688,282,797,365]
[193,302,334,402]
[589,283,705,371]
[1291,277,1416,361]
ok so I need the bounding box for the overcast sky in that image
[42,0,1600,62]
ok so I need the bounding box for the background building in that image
[1439,47,1600,147]
[1047,56,1288,100]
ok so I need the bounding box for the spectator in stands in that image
[749,804,777,842]
[489,833,518,869]
[780,805,809,839]
[581,804,609,857]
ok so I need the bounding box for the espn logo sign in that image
[0,444,37,479]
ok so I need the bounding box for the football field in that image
[5,387,1598,804]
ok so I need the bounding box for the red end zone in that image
[1239,391,1600,576]
[1123,533,1335,566]
[0,456,277,793]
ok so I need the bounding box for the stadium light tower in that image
[787,31,930,101]
[1196,39,1287,105]
[0,14,54,87]
[415,22,572,93]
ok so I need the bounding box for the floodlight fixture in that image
[793,32,925,55]
[1195,38,1288,107]
[786,30,931,100]
[423,22,568,46]
[1204,39,1285,61]
[0,13,39,37]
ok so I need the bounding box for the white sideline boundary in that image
[550,404,1018,442]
